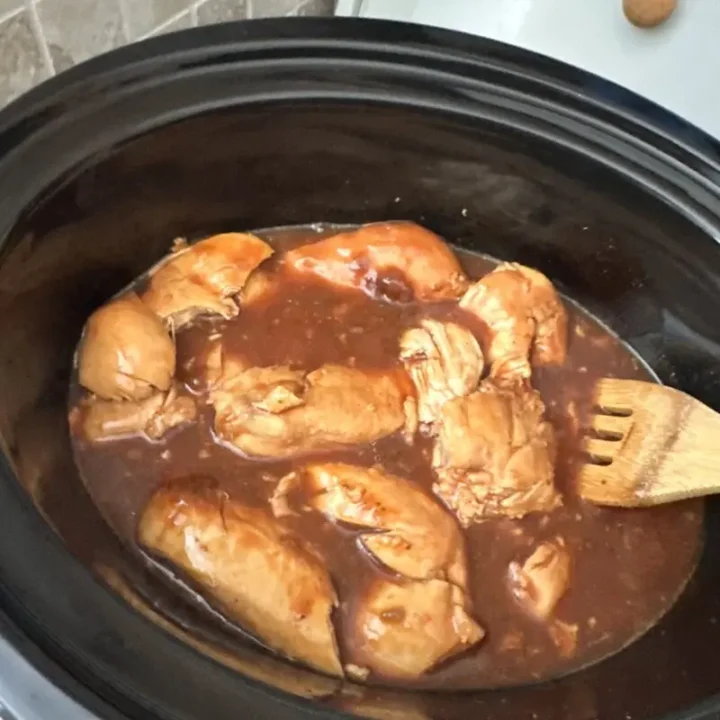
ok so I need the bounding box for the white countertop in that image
[336,0,720,140]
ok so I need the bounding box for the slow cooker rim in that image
[1,17,720,720]
[1,19,719,253]
[1,16,719,162]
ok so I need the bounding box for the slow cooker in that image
[1,17,720,720]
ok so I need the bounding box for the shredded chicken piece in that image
[432,381,561,525]
[351,578,483,679]
[270,472,300,519]
[241,269,276,305]
[517,265,568,366]
[549,619,579,657]
[202,339,225,389]
[210,364,407,459]
[300,463,467,587]
[509,540,577,657]
[77,386,196,441]
[142,233,273,326]
[138,480,342,676]
[253,384,306,413]
[77,292,175,401]
[459,262,567,381]
[508,538,571,619]
[344,664,371,681]
[399,319,483,428]
[285,222,468,302]
[199,339,248,392]
[402,396,419,443]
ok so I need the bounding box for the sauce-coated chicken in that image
[509,539,577,657]
[432,381,561,525]
[138,480,342,676]
[71,223,693,691]
[272,462,484,679]
[351,578,483,679]
[210,363,408,458]
[142,233,273,326]
[460,263,567,381]
[399,319,483,428]
[289,462,468,587]
[76,386,196,441]
[508,538,571,619]
[197,338,248,392]
[78,292,175,401]
[285,222,468,302]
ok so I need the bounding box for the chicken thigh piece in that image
[351,578,484,679]
[138,481,342,676]
[399,319,483,428]
[284,222,468,302]
[459,263,567,381]
[432,381,561,525]
[142,233,273,327]
[75,385,196,441]
[296,462,467,587]
[210,364,408,459]
[78,292,175,401]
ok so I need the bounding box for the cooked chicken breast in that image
[299,462,467,588]
[459,262,567,381]
[138,481,342,676]
[77,292,175,401]
[210,364,407,458]
[270,462,483,679]
[432,381,561,525]
[276,462,484,679]
[285,222,468,302]
[142,233,273,326]
[351,578,483,679]
[399,319,483,428]
[77,386,196,441]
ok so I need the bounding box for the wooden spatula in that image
[578,378,720,507]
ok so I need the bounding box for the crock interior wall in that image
[1,101,720,720]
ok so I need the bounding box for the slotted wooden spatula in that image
[578,378,720,507]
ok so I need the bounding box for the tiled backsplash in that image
[0,0,335,108]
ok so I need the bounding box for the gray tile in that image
[121,0,190,39]
[144,10,192,36]
[38,0,126,74]
[0,0,23,22]
[251,0,335,16]
[0,10,49,107]
[196,0,250,24]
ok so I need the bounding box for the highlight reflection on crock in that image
[67,222,703,690]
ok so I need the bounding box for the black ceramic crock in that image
[1,17,720,720]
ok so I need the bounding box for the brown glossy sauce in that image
[70,224,704,690]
